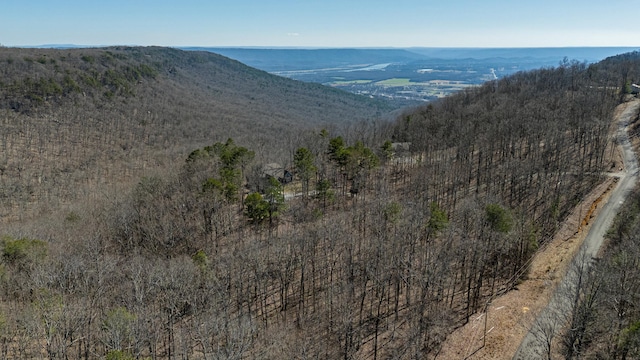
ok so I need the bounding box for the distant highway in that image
[513,99,640,359]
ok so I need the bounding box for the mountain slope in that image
[0,46,394,221]
[0,48,638,359]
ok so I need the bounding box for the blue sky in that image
[2,0,638,48]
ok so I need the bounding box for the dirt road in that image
[512,99,640,359]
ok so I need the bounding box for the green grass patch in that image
[376,78,414,86]
[331,80,373,85]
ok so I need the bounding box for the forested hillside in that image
[513,52,640,359]
[0,49,639,359]
[0,46,393,222]
[566,186,640,359]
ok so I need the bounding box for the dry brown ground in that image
[437,100,637,360]
[437,178,615,360]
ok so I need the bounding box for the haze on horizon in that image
[2,0,639,49]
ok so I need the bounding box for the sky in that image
[2,0,639,48]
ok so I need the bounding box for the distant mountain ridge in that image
[22,45,638,73]
[405,47,639,60]
[184,46,640,72]
[181,47,426,71]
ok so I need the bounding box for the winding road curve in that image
[513,99,640,359]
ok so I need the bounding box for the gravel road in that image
[512,99,640,359]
